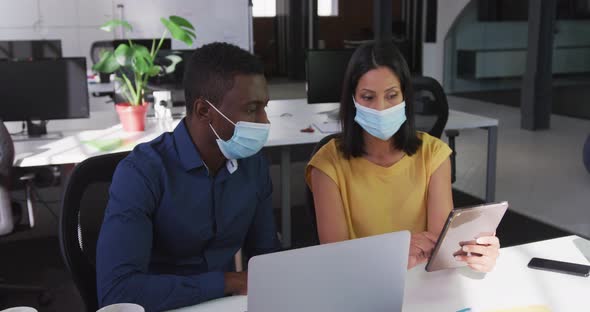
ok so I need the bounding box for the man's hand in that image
[408,232,438,269]
[224,272,248,295]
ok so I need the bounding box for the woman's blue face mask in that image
[353,96,407,141]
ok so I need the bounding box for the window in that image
[318,0,338,17]
[252,0,338,17]
[252,0,276,17]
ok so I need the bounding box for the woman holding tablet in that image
[306,41,500,272]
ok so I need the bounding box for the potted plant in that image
[93,16,196,131]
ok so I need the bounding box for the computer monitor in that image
[148,49,192,88]
[113,38,171,51]
[306,49,355,104]
[0,57,89,138]
[0,40,62,60]
[146,49,192,107]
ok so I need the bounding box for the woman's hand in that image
[454,236,500,272]
[408,232,438,269]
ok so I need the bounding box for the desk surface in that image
[12,99,498,167]
[168,236,589,312]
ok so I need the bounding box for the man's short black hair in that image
[183,42,264,114]
[338,40,422,158]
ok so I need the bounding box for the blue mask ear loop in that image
[205,99,236,126]
[205,99,237,140]
[208,123,223,140]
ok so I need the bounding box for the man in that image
[96,42,279,312]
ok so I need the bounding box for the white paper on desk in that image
[313,121,341,133]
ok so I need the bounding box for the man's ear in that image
[193,99,211,121]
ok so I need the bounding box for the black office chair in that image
[412,75,459,183]
[89,40,114,84]
[59,151,250,311]
[59,152,129,312]
[0,121,52,306]
[304,76,459,245]
[0,121,15,233]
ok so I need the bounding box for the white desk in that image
[88,82,115,94]
[168,236,590,312]
[11,98,499,248]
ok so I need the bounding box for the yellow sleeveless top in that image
[305,132,452,238]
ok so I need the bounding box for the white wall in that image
[422,0,470,85]
[114,0,250,50]
[0,0,251,67]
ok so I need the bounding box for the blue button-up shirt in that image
[96,120,279,312]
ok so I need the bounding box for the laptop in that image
[247,231,410,312]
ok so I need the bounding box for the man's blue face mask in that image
[352,96,407,141]
[206,100,270,160]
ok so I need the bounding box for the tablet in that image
[425,201,509,272]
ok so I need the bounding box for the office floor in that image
[446,95,590,238]
[1,79,589,311]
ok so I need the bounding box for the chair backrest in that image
[0,121,14,235]
[412,76,449,139]
[89,41,114,65]
[305,76,450,246]
[59,152,129,312]
[0,120,14,183]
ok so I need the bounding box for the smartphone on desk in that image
[528,257,590,277]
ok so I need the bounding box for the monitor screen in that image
[148,49,192,88]
[306,49,355,104]
[141,49,193,107]
[0,57,89,121]
[0,40,62,60]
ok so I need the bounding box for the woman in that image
[306,41,500,272]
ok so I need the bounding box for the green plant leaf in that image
[114,43,133,66]
[132,44,151,59]
[100,19,133,32]
[169,15,195,31]
[131,45,153,74]
[185,29,196,40]
[92,51,120,73]
[132,55,150,74]
[161,17,193,46]
[148,65,161,77]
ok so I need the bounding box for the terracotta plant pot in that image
[115,103,148,132]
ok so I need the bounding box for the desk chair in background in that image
[412,76,459,183]
[90,40,114,85]
[0,122,14,235]
[59,152,129,312]
[0,121,52,306]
